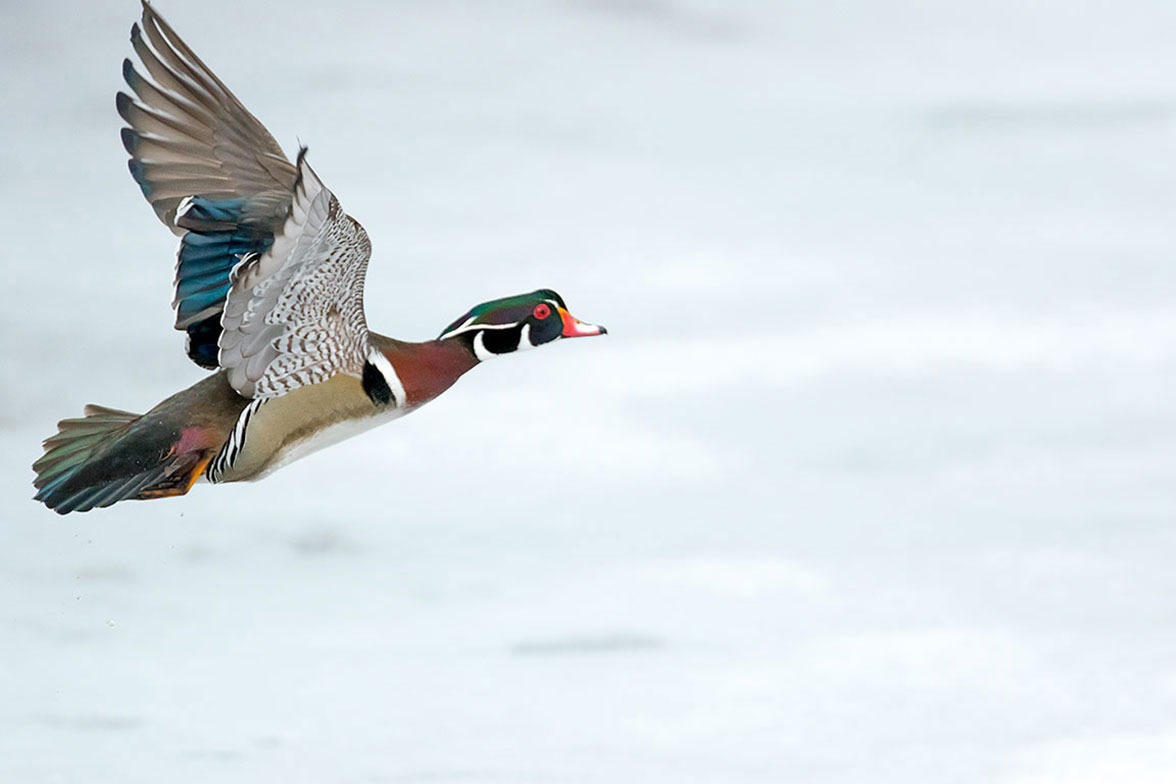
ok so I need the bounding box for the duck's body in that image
[32,3,604,514]
[203,334,476,484]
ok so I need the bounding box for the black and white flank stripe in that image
[205,398,265,483]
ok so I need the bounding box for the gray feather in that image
[122,2,296,234]
[218,153,373,400]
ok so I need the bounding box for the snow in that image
[2,1,1176,782]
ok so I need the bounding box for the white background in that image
[2,1,1175,781]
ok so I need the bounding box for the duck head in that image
[439,289,606,360]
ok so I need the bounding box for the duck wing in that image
[118,0,299,367]
[217,151,374,402]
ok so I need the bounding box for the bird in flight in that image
[33,1,606,514]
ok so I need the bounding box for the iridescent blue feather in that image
[171,197,274,367]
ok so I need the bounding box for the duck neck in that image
[369,333,480,407]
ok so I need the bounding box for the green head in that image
[439,289,606,360]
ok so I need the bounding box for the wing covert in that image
[218,151,374,401]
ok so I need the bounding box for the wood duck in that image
[32,2,606,515]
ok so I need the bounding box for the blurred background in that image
[3,1,1176,781]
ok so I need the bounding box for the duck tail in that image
[32,404,210,515]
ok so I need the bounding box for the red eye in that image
[533,303,551,319]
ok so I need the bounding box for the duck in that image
[32,1,606,515]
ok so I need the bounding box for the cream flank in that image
[202,372,412,483]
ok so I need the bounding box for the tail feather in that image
[33,404,206,515]
[34,406,139,479]
[49,464,174,516]
[33,408,140,499]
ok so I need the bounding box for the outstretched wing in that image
[218,151,374,401]
[118,1,298,367]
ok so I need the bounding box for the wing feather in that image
[120,1,296,233]
[119,1,301,367]
[218,152,374,401]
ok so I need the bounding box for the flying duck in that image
[32,1,606,514]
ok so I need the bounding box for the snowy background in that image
[3,0,1176,781]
